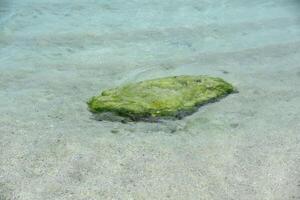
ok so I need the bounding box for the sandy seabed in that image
[1,0,300,199]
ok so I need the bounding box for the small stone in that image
[110,129,119,134]
[230,123,239,128]
[88,75,235,121]
[221,70,229,74]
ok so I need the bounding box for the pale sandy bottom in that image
[1,0,300,199]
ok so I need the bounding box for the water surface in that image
[0,0,300,199]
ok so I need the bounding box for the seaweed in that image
[87,75,236,121]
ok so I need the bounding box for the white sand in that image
[1,0,300,199]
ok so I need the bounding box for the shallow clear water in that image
[1,0,300,199]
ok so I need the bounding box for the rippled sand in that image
[1,0,300,199]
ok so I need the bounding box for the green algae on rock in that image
[88,75,235,121]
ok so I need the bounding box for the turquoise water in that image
[1,0,300,199]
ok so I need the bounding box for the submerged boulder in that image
[88,75,235,121]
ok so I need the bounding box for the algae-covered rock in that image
[88,75,235,121]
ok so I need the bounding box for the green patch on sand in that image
[88,75,235,121]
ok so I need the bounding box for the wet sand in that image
[1,0,300,199]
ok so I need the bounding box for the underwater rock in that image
[88,75,235,121]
